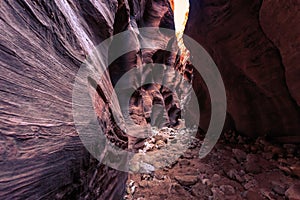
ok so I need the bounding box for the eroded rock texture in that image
[0,0,182,199]
[185,0,300,140]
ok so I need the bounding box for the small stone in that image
[138,180,148,188]
[202,178,212,187]
[211,187,225,199]
[243,174,253,182]
[129,162,140,173]
[237,135,245,144]
[141,174,152,181]
[285,184,300,200]
[129,180,134,187]
[278,165,292,175]
[154,171,165,180]
[287,153,294,158]
[245,154,261,174]
[227,169,245,183]
[232,149,247,162]
[220,185,235,195]
[270,146,283,156]
[278,158,289,165]
[250,145,258,153]
[170,138,178,144]
[183,152,193,159]
[258,138,270,146]
[155,140,166,149]
[235,174,245,183]
[211,174,221,182]
[191,182,213,197]
[260,188,276,200]
[240,170,246,176]
[230,158,238,165]
[244,144,250,151]
[160,127,169,132]
[126,187,131,194]
[271,181,286,195]
[179,159,190,167]
[227,169,237,179]
[140,162,155,174]
[262,152,273,160]
[244,180,257,190]
[130,186,136,195]
[154,135,167,143]
[245,190,262,200]
[290,163,300,177]
[174,175,198,186]
[283,144,297,154]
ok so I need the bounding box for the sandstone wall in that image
[185,0,300,140]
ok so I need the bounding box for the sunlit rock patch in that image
[128,124,199,174]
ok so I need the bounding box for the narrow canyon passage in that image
[0,0,299,200]
[125,1,300,199]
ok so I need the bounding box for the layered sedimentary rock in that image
[185,0,300,140]
[0,0,183,199]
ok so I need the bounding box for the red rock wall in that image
[0,0,178,199]
[185,0,300,139]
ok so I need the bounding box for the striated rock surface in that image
[0,0,181,199]
[185,0,300,139]
[0,0,125,199]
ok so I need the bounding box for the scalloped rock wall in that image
[0,0,179,199]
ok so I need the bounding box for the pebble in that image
[290,163,300,177]
[232,148,247,162]
[271,181,286,195]
[154,135,167,143]
[245,154,261,174]
[179,159,190,167]
[262,152,273,160]
[244,190,262,200]
[220,185,235,195]
[283,144,297,154]
[237,135,245,144]
[155,140,166,149]
[278,165,292,175]
[211,187,224,199]
[285,184,300,200]
[211,174,221,182]
[138,180,148,188]
[250,145,259,153]
[244,179,257,190]
[227,169,244,183]
[270,146,284,156]
[141,174,152,181]
[140,162,155,174]
[260,188,276,200]
[174,175,198,186]
[182,152,193,159]
[202,178,212,187]
[272,183,286,195]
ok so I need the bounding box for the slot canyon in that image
[0,0,299,199]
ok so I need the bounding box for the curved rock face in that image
[0,0,182,199]
[185,0,300,139]
[0,0,126,199]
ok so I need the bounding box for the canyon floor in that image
[124,130,300,200]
